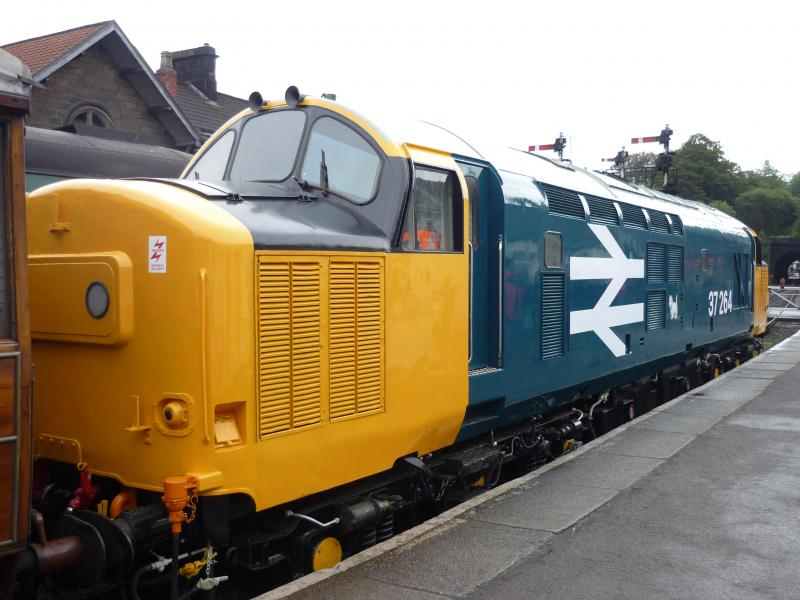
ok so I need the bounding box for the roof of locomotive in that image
[185,94,751,239]
[388,116,749,237]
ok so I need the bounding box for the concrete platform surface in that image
[260,332,800,600]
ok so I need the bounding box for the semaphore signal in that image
[529,132,568,161]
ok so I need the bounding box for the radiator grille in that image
[257,260,322,437]
[646,290,666,331]
[541,273,565,359]
[329,260,384,419]
[621,203,647,229]
[587,196,620,226]
[647,243,666,283]
[667,246,684,282]
[539,183,585,219]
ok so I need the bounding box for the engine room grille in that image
[256,254,385,438]
[257,260,322,436]
[329,260,385,419]
[646,290,666,331]
[541,273,565,359]
[539,183,585,219]
[647,243,666,283]
[667,246,684,282]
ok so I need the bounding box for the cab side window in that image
[184,130,235,182]
[400,167,463,252]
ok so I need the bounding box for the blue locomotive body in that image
[457,146,755,440]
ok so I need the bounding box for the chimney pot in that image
[156,51,178,99]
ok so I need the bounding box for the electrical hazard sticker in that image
[149,236,167,273]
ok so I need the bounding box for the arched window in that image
[66,105,116,129]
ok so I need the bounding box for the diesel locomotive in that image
[14,87,768,596]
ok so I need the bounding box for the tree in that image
[672,134,742,204]
[789,172,800,197]
[739,160,786,192]
[733,187,798,236]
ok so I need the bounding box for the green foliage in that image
[708,200,736,216]
[733,187,798,236]
[739,160,785,192]
[672,134,742,204]
[789,172,800,197]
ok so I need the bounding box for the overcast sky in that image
[5,1,798,175]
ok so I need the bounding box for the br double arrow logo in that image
[569,225,644,357]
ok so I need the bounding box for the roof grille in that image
[670,214,684,235]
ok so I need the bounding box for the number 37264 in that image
[708,289,733,317]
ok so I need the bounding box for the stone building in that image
[3,21,201,151]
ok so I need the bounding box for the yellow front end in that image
[28,177,468,510]
[752,262,769,337]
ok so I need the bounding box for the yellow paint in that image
[714,367,720,379]
[752,262,769,337]
[28,151,470,510]
[312,537,342,571]
[29,253,133,345]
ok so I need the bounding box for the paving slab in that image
[598,427,695,458]
[347,519,551,598]
[469,478,617,533]
[631,409,723,435]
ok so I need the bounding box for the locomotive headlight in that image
[85,281,110,319]
[163,400,189,429]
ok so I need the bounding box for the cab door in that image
[458,161,503,372]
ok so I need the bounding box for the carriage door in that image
[459,161,503,372]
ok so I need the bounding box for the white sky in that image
[5,0,798,175]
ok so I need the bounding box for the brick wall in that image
[28,45,174,147]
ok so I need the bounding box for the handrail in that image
[468,241,474,365]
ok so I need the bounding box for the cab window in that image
[300,117,381,203]
[400,167,463,252]
[229,110,306,183]
[185,130,235,182]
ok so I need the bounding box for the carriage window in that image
[400,167,463,252]
[230,110,306,183]
[545,232,562,268]
[185,130,235,182]
[300,117,381,203]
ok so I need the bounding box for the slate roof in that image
[3,22,108,76]
[176,82,247,140]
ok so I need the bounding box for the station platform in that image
[261,332,800,600]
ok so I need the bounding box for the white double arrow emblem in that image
[569,224,644,357]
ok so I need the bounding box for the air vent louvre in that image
[587,196,620,226]
[620,203,647,229]
[647,243,666,283]
[257,260,322,437]
[539,183,585,219]
[667,246,684,283]
[646,290,666,331]
[541,273,565,359]
[670,215,684,235]
[649,210,671,234]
